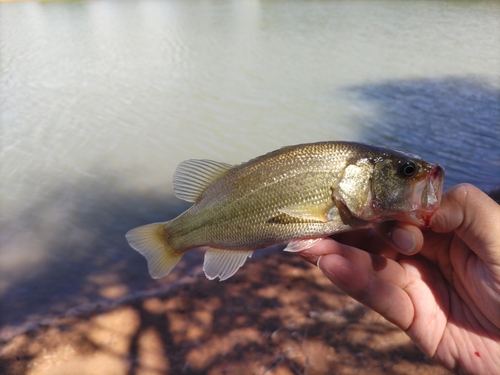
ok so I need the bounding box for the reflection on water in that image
[0,0,499,337]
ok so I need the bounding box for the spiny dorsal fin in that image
[203,248,253,281]
[173,159,234,202]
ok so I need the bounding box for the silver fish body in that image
[126,141,444,281]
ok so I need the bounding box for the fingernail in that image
[316,256,323,269]
[391,227,416,253]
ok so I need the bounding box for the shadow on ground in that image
[1,247,444,375]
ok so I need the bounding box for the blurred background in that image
[1,1,499,374]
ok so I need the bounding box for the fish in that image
[126,141,445,281]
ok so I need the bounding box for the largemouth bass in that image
[126,141,444,281]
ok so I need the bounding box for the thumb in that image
[431,183,500,265]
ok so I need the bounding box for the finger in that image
[299,238,408,287]
[318,253,414,330]
[327,223,422,260]
[375,222,424,255]
[298,237,386,267]
[298,237,340,266]
[331,227,402,260]
[431,183,500,264]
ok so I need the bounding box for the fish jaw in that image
[408,164,445,227]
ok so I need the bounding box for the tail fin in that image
[125,223,183,279]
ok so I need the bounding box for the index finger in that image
[300,226,409,266]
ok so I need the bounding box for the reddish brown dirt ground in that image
[0,252,450,375]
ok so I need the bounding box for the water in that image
[1,0,499,336]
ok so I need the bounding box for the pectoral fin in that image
[203,248,253,281]
[278,203,330,222]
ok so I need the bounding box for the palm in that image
[402,231,500,373]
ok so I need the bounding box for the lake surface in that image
[1,0,499,336]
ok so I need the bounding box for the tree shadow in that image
[1,249,444,374]
[347,75,500,193]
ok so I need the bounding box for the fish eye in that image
[399,160,417,178]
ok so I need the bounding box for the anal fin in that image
[203,248,253,281]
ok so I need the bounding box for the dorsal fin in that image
[173,159,234,202]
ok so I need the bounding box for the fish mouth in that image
[410,164,445,227]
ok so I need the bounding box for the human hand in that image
[299,184,500,374]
